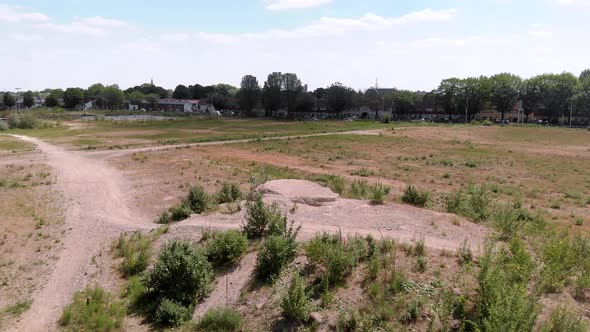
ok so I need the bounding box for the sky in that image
[1,0,590,92]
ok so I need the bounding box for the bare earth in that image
[4,134,487,331]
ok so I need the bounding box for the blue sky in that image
[1,0,589,91]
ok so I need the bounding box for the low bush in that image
[540,305,588,332]
[205,230,248,268]
[145,240,213,306]
[114,232,152,277]
[243,194,287,239]
[401,185,430,207]
[256,230,298,282]
[281,273,310,322]
[60,286,126,331]
[314,174,346,195]
[0,121,8,131]
[154,299,192,327]
[475,244,539,331]
[184,185,210,214]
[446,184,491,222]
[156,210,171,224]
[368,182,390,205]
[198,308,243,332]
[169,203,192,222]
[216,182,242,204]
[540,233,578,293]
[7,113,39,129]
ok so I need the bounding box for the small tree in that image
[281,273,309,322]
[3,92,15,108]
[45,94,59,107]
[63,88,85,109]
[23,91,35,108]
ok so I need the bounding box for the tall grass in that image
[401,185,430,207]
[60,286,126,331]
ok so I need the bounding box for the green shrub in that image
[401,185,430,207]
[0,121,8,131]
[145,240,213,306]
[305,234,358,287]
[416,255,427,273]
[414,239,426,256]
[243,194,286,239]
[349,179,369,198]
[198,308,243,332]
[168,204,192,222]
[492,203,526,240]
[314,174,345,195]
[154,299,192,327]
[217,182,242,204]
[541,233,577,293]
[281,273,309,322]
[114,232,152,277]
[206,230,248,268]
[256,231,298,282]
[60,286,126,331]
[352,168,373,177]
[476,244,539,331]
[540,305,587,332]
[368,182,390,205]
[446,184,491,222]
[184,185,210,214]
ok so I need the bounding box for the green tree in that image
[520,77,543,122]
[86,83,105,108]
[3,92,15,108]
[172,85,191,99]
[489,73,522,121]
[437,78,462,122]
[282,73,302,116]
[238,75,261,116]
[388,90,418,120]
[23,91,35,108]
[458,76,490,121]
[103,85,125,109]
[145,94,160,109]
[44,94,59,107]
[535,73,579,123]
[127,91,145,106]
[326,82,353,113]
[262,72,283,117]
[296,92,314,113]
[63,88,85,109]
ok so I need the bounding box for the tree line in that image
[2,69,590,123]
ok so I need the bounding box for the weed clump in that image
[60,286,126,331]
[256,225,299,282]
[154,299,192,327]
[216,182,242,204]
[184,185,211,214]
[540,305,588,332]
[114,232,152,277]
[401,185,430,207]
[368,182,390,205]
[243,194,287,239]
[198,308,243,332]
[281,273,310,322]
[446,184,491,222]
[349,179,369,198]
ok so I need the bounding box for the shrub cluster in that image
[158,185,212,224]
[6,113,39,129]
[114,232,152,277]
[368,182,390,205]
[139,240,213,326]
[401,185,430,208]
[305,233,368,288]
[281,273,310,322]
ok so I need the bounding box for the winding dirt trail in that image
[7,136,153,332]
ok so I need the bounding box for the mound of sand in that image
[257,179,339,206]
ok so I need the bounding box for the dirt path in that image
[7,135,153,332]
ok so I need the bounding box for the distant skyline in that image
[1,0,589,92]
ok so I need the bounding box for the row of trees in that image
[3,69,590,122]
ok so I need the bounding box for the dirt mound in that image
[183,180,488,252]
[258,179,339,206]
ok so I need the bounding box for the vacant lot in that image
[2,120,589,331]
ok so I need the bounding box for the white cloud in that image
[265,0,332,11]
[554,0,590,4]
[78,16,130,28]
[0,4,49,23]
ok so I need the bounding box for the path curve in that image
[7,135,153,332]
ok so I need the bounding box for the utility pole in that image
[569,97,573,127]
[15,88,21,112]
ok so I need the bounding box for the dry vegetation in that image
[2,119,589,331]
